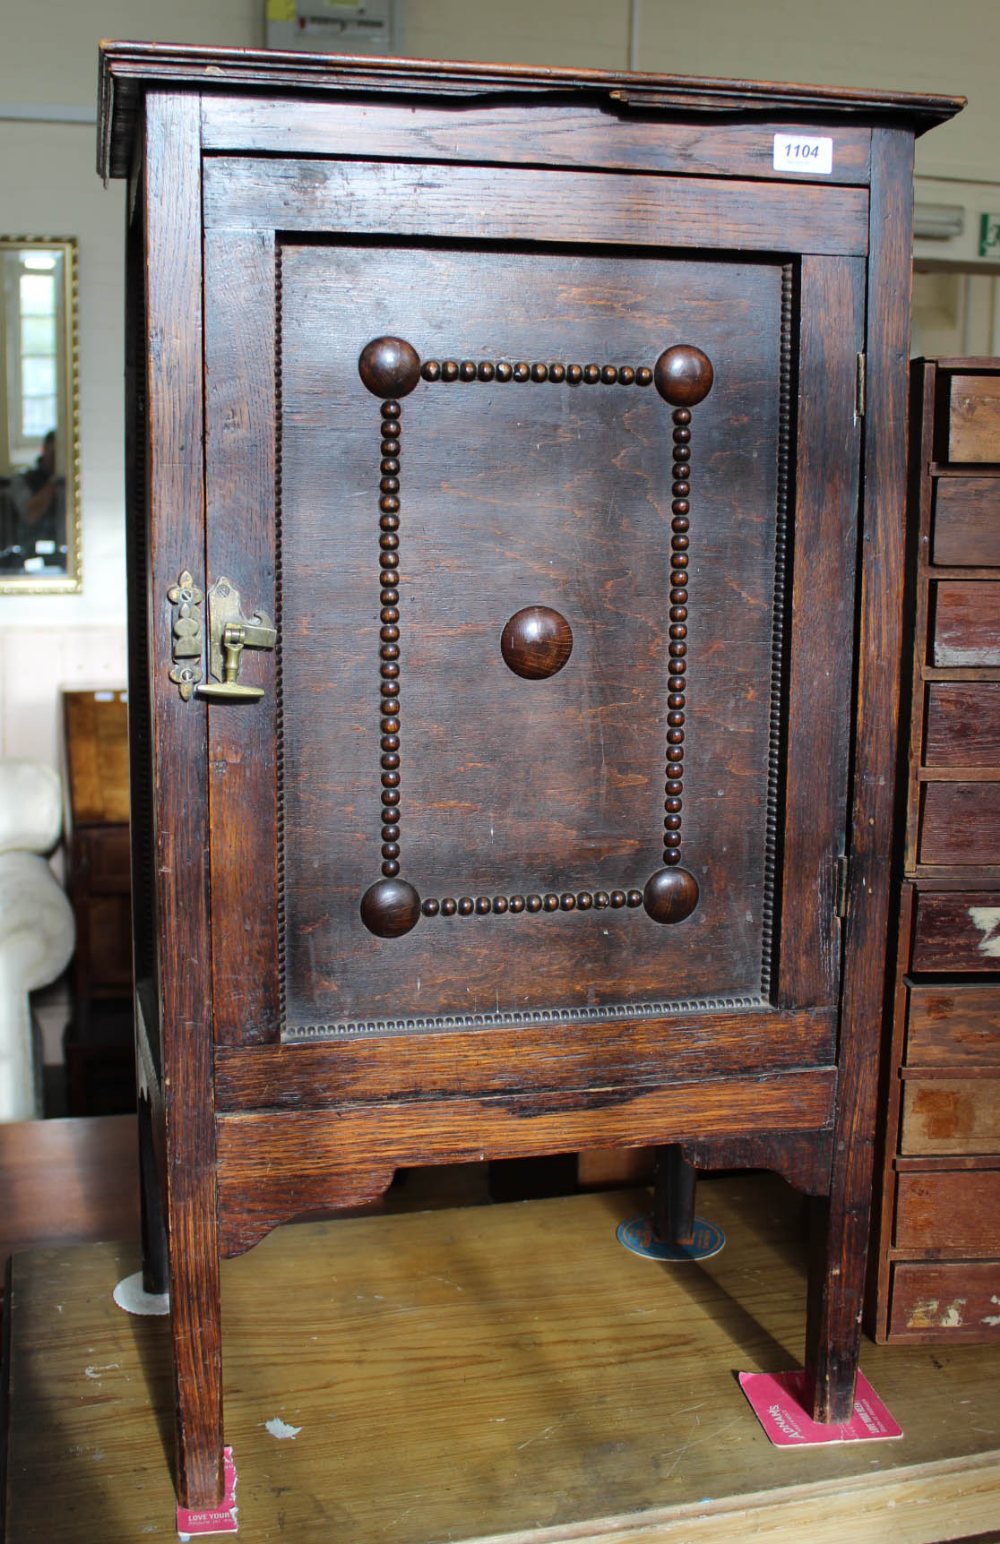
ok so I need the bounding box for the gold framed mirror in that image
[0,238,81,594]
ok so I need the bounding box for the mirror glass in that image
[0,238,80,593]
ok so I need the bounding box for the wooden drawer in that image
[900,1077,1000,1154]
[79,826,132,889]
[896,1170,1000,1254]
[889,1261,1000,1339]
[62,689,130,826]
[919,782,1000,864]
[907,984,1000,1065]
[949,374,1000,463]
[932,581,1000,665]
[924,683,1000,766]
[932,478,1000,566]
[912,890,1000,972]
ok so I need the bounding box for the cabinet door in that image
[200,153,864,1067]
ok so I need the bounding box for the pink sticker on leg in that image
[176,1447,238,1537]
[739,1370,903,1447]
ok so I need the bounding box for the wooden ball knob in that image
[653,346,714,407]
[501,607,573,680]
[358,337,421,399]
[642,866,699,924]
[360,878,421,937]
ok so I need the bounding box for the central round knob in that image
[501,607,573,680]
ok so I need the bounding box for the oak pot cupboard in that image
[98,41,961,1508]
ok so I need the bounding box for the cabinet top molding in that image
[97,39,964,182]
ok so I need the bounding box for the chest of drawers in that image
[98,42,960,1507]
[871,358,1000,1342]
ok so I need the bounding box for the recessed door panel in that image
[277,243,785,1034]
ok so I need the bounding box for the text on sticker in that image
[773,135,833,176]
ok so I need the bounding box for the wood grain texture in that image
[919,782,1000,865]
[949,374,1000,462]
[681,1130,834,1196]
[805,128,913,1422]
[911,889,1000,972]
[201,96,874,184]
[901,1076,1000,1154]
[203,157,870,257]
[889,1261,1000,1340]
[204,228,280,1045]
[214,1007,837,1110]
[0,1116,139,1284]
[924,683,1000,765]
[932,580,1000,665]
[215,1070,836,1255]
[276,244,785,1030]
[776,256,862,1007]
[932,478,1000,566]
[7,1176,1000,1543]
[107,46,957,1506]
[98,40,964,181]
[907,983,1000,1065]
[896,1170,1000,1255]
[143,92,223,1508]
[61,689,130,825]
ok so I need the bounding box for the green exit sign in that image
[980,213,1000,257]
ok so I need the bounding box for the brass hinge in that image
[835,854,850,920]
[855,352,866,419]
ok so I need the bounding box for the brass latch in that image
[196,577,276,703]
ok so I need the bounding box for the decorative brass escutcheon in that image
[195,577,276,703]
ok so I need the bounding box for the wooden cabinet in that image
[61,688,136,1115]
[98,42,961,1508]
[871,359,1000,1343]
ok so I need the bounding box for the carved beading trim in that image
[357,338,712,936]
[760,266,795,1000]
[420,358,653,386]
[275,244,288,1030]
[377,397,404,882]
[287,991,767,1041]
[421,888,643,918]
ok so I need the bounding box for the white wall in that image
[1,0,997,769]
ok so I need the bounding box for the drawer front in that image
[896,1170,1000,1254]
[932,478,1000,566]
[912,891,1000,972]
[924,684,1000,767]
[949,374,1000,463]
[919,782,1000,865]
[900,1077,1000,1154]
[932,581,1000,666]
[889,1261,1000,1339]
[80,826,132,889]
[907,984,1000,1065]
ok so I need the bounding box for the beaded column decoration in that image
[356,336,714,939]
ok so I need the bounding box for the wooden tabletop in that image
[4,1174,1000,1542]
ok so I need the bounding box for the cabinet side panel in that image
[807,127,915,1409]
[144,91,223,1508]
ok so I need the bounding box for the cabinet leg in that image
[137,1092,168,1296]
[804,1194,863,1422]
[169,1224,225,1508]
[652,1145,697,1247]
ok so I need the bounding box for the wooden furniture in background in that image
[61,688,135,1115]
[871,358,1000,1343]
[0,1114,139,1298]
[98,42,961,1509]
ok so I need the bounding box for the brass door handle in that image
[195,577,276,703]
